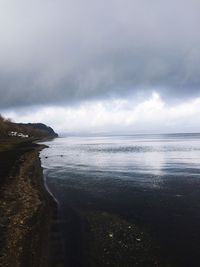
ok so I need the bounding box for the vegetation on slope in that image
[0,115,58,139]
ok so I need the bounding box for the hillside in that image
[18,123,58,138]
[0,115,58,139]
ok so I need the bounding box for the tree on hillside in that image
[0,115,19,137]
[0,114,9,137]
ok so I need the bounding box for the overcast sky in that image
[1,0,200,133]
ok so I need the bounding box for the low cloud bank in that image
[3,92,200,134]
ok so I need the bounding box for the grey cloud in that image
[0,0,200,108]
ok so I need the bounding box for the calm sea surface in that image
[40,134,200,267]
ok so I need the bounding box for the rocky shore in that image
[0,140,56,267]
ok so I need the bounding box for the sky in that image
[1,0,200,134]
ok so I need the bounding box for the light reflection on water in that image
[40,134,200,267]
[41,134,200,186]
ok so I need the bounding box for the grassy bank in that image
[0,138,55,267]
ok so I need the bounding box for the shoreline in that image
[0,140,57,267]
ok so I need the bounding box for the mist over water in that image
[40,134,200,266]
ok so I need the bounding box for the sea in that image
[40,134,200,267]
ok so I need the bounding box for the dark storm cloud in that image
[0,0,200,108]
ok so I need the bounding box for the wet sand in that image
[0,139,56,267]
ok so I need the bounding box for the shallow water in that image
[40,134,200,267]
